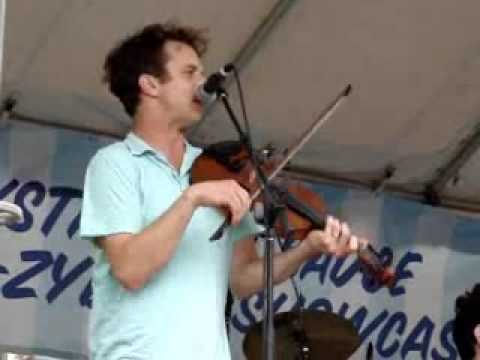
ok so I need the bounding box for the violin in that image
[191,140,396,288]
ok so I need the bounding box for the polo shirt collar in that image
[124,132,202,176]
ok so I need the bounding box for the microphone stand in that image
[216,87,282,360]
[211,83,353,360]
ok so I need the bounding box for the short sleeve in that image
[230,212,264,243]
[80,150,142,240]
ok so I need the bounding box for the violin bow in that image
[250,84,352,201]
[211,84,352,240]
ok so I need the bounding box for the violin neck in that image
[284,192,326,229]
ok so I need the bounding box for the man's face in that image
[156,41,206,128]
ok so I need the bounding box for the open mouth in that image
[192,96,204,108]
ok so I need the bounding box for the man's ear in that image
[474,324,480,343]
[138,74,160,97]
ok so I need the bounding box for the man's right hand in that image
[184,180,251,225]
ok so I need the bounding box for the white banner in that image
[0,121,112,358]
[229,184,480,360]
[1,121,478,359]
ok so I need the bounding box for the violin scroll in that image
[357,240,396,288]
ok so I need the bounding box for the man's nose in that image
[194,77,206,96]
[197,74,206,86]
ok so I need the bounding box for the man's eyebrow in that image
[184,64,203,73]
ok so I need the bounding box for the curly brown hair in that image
[453,283,480,359]
[103,22,208,117]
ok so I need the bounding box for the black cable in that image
[232,66,252,143]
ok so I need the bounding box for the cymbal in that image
[243,310,360,360]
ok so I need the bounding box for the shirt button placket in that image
[171,170,188,193]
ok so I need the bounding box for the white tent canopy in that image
[3,0,480,213]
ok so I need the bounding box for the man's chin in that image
[180,113,203,130]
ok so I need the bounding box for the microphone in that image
[0,201,24,226]
[196,63,235,104]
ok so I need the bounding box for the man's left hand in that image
[303,215,360,257]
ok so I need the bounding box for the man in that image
[453,284,480,359]
[80,23,359,359]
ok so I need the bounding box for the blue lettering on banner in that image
[3,251,54,299]
[42,187,82,237]
[355,308,390,341]
[330,257,360,287]
[0,250,93,308]
[47,253,94,303]
[431,320,456,360]
[68,213,81,239]
[234,297,458,359]
[389,251,423,297]
[377,311,407,357]
[232,242,454,359]
[0,178,460,358]
[401,316,435,359]
[299,254,333,284]
[0,263,8,276]
[0,178,82,238]
[1,178,92,306]
[11,181,47,232]
[0,179,20,199]
[79,280,92,309]
[231,292,288,333]
[299,247,422,296]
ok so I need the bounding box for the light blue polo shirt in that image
[80,132,260,360]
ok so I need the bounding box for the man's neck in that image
[132,113,186,170]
